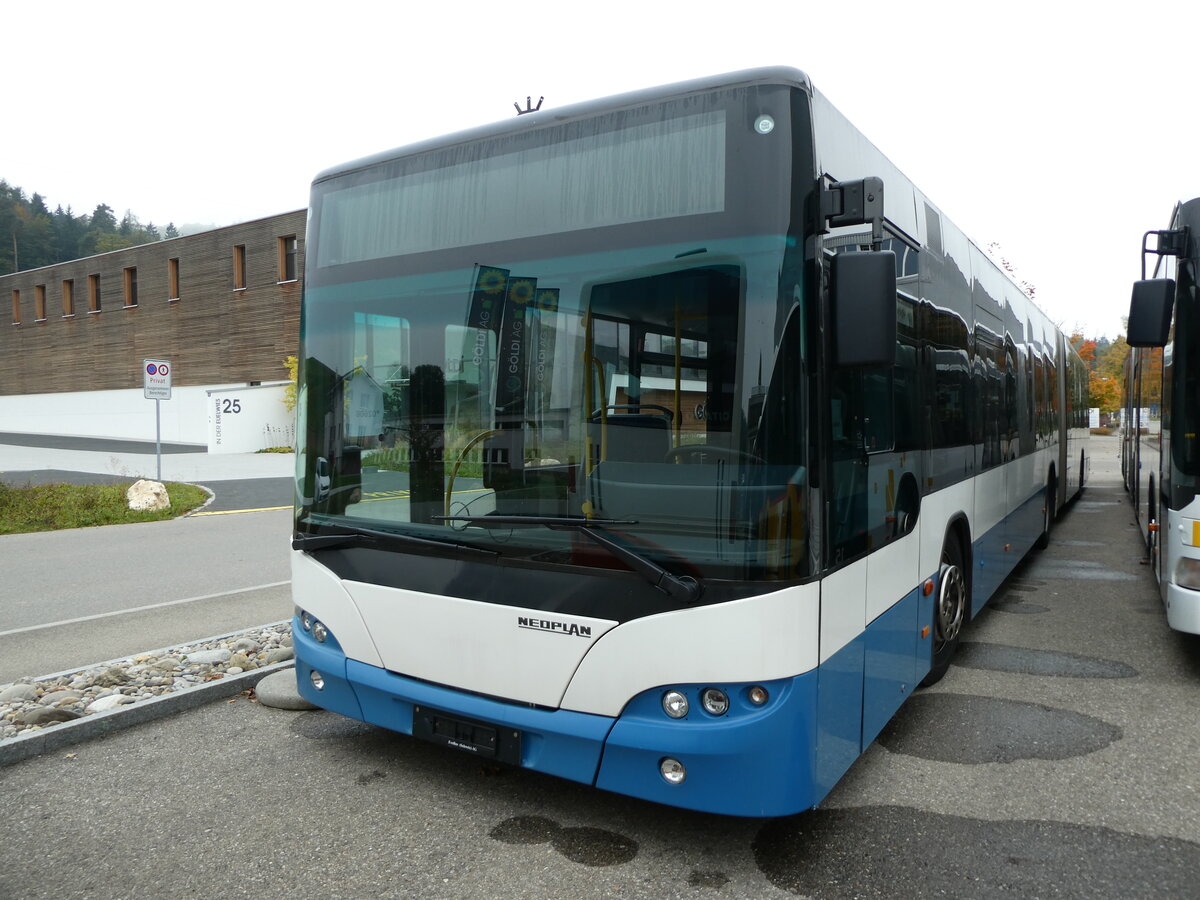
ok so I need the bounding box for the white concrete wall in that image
[0,382,290,447]
[206,383,294,453]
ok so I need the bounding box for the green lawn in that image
[0,481,211,535]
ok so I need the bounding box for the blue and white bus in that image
[291,68,1089,817]
[1125,198,1200,635]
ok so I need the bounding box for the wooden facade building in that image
[1,210,306,396]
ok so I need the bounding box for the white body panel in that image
[295,550,820,717]
[973,465,1007,539]
[918,478,975,578]
[1162,504,1200,634]
[866,527,920,623]
[349,580,618,709]
[820,561,865,664]
[562,581,820,716]
[291,551,384,668]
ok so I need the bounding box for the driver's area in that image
[583,265,747,535]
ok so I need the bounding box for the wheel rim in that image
[935,562,966,647]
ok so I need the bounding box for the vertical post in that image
[155,398,162,482]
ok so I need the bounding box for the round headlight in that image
[660,757,686,785]
[310,669,325,691]
[312,620,328,643]
[754,114,775,135]
[701,688,729,716]
[300,611,313,631]
[748,685,770,706]
[662,690,689,719]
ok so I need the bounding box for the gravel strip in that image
[0,621,294,763]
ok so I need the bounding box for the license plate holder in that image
[412,705,521,766]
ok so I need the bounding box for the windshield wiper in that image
[293,525,499,558]
[434,514,702,603]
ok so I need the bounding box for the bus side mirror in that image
[1127,279,1174,347]
[832,251,897,367]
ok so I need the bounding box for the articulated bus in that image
[1124,198,1200,635]
[291,68,1089,817]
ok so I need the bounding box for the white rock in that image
[127,479,170,511]
[86,694,134,713]
[185,649,232,665]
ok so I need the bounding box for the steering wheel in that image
[664,445,761,465]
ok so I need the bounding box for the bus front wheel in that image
[921,534,967,687]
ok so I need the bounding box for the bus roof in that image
[312,66,813,186]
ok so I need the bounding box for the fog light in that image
[662,690,689,719]
[748,685,769,706]
[660,757,686,785]
[300,611,313,631]
[310,669,325,691]
[1176,557,1200,590]
[701,688,729,716]
[312,620,328,643]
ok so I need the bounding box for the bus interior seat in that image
[588,407,673,463]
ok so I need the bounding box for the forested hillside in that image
[1,179,179,274]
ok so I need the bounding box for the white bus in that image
[1125,198,1200,634]
[291,68,1088,816]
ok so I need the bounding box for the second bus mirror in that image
[1127,279,1175,347]
[832,251,897,367]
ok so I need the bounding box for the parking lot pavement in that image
[1,435,1197,900]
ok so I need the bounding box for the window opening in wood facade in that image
[233,245,247,290]
[88,274,102,313]
[63,279,75,317]
[168,258,180,301]
[10,289,19,325]
[278,235,298,282]
[124,267,139,307]
[35,285,47,322]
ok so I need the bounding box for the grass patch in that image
[0,481,211,535]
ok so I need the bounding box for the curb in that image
[0,661,296,768]
[0,621,297,768]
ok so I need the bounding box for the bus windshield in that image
[297,83,812,587]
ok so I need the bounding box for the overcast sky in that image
[7,1,1198,339]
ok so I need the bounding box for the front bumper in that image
[293,615,821,817]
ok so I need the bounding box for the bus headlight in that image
[312,620,328,643]
[701,688,729,716]
[748,685,770,706]
[300,610,313,631]
[662,690,689,719]
[1175,557,1200,591]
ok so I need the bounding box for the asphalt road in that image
[1,435,1198,899]
[0,509,293,683]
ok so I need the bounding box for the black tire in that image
[920,533,968,687]
[1035,473,1055,550]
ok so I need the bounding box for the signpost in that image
[143,359,172,480]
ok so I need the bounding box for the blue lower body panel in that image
[294,616,830,817]
[972,486,1047,615]
[595,674,818,817]
[293,623,611,786]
